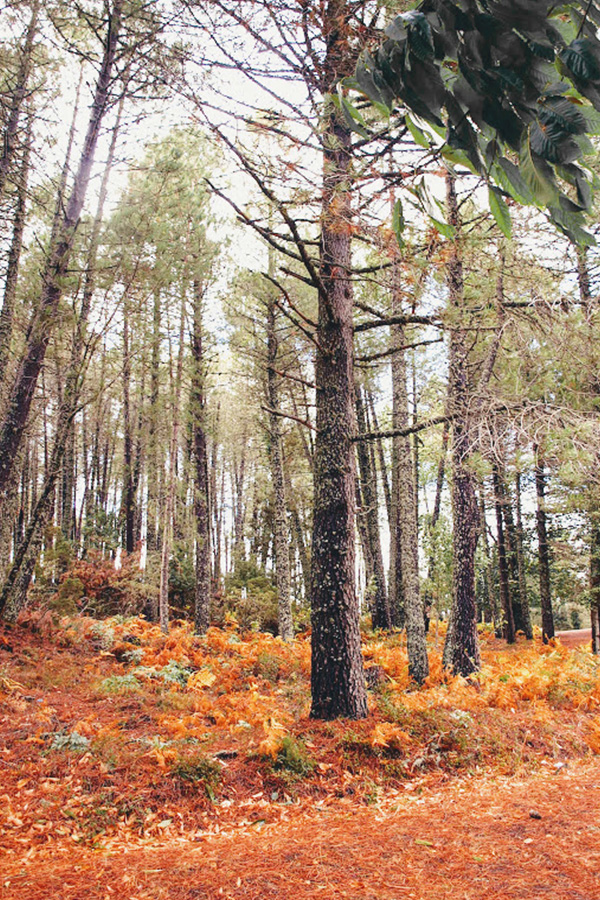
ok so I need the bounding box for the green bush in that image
[216,561,279,634]
[171,752,222,798]
[274,736,314,776]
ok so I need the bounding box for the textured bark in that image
[146,287,162,556]
[310,91,367,720]
[192,281,211,635]
[577,248,600,653]
[232,441,247,566]
[366,392,392,531]
[478,486,499,632]
[391,325,428,680]
[493,465,515,643]
[534,445,555,644]
[424,419,449,631]
[121,291,136,554]
[389,282,406,629]
[266,293,294,641]
[159,294,186,634]
[514,471,533,639]
[590,515,600,655]
[355,388,390,631]
[442,171,481,676]
[0,0,123,513]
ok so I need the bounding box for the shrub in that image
[274,736,314,776]
[217,561,279,634]
[56,551,156,618]
[98,674,141,694]
[50,730,91,754]
[171,752,222,798]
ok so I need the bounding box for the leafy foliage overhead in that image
[355,0,600,243]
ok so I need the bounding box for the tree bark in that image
[266,292,294,641]
[310,93,367,720]
[442,170,481,676]
[534,444,555,643]
[493,465,516,643]
[192,280,212,634]
[514,471,533,638]
[355,387,390,630]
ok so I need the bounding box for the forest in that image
[2,1,600,897]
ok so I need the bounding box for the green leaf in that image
[431,217,456,239]
[494,158,535,205]
[488,186,512,237]
[392,197,405,247]
[519,133,557,205]
[334,90,370,138]
[405,114,431,149]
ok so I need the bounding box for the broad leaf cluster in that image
[356,0,600,242]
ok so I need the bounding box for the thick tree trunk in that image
[310,94,367,720]
[534,445,555,643]
[442,171,481,676]
[266,293,294,641]
[0,0,123,514]
[191,280,211,635]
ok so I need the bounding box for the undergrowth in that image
[1,612,600,854]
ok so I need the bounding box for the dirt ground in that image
[2,618,600,900]
[2,758,599,900]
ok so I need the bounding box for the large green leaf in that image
[392,197,406,247]
[488,185,512,237]
[519,132,558,205]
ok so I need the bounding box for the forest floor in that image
[1,613,600,900]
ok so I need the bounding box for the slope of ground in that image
[1,615,600,899]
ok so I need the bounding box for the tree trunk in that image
[493,465,516,643]
[266,290,294,641]
[355,387,390,630]
[191,280,212,634]
[442,170,481,676]
[158,291,186,634]
[121,290,136,554]
[534,445,555,643]
[146,286,162,556]
[0,0,123,514]
[424,420,449,631]
[514,471,533,638]
[310,94,367,720]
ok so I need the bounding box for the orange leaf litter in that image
[1,615,600,899]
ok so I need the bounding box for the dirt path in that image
[556,629,592,649]
[2,759,599,900]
